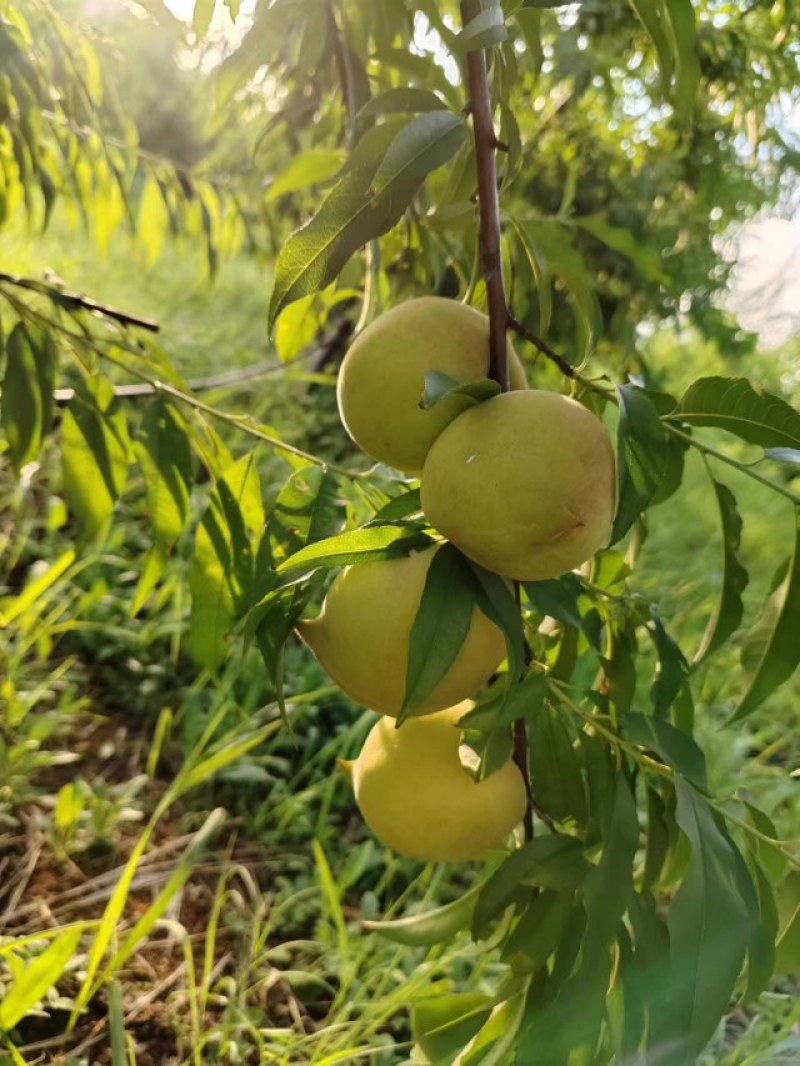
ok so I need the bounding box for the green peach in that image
[297,544,505,716]
[421,390,616,581]
[337,297,527,474]
[352,703,527,862]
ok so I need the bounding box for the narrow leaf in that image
[0,323,56,472]
[277,522,432,574]
[402,544,477,717]
[694,480,749,662]
[651,779,750,1065]
[611,383,669,543]
[363,884,481,947]
[732,509,800,721]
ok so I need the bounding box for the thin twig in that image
[50,319,354,405]
[0,272,159,332]
[506,312,576,379]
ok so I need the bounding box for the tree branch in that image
[0,271,160,332]
[506,312,576,378]
[461,5,532,836]
[460,0,509,392]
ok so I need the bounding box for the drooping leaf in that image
[266,148,347,202]
[649,778,751,1065]
[401,544,479,718]
[455,991,527,1066]
[732,509,800,721]
[629,0,674,94]
[528,702,587,826]
[266,467,344,570]
[62,376,131,541]
[453,6,508,53]
[134,399,192,550]
[624,713,707,791]
[502,889,576,969]
[188,454,261,673]
[412,994,494,1066]
[370,487,422,523]
[671,377,800,451]
[358,87,447,121]
[363,883,481,947]
[192,0,215,38]
[518,777,639,1065]
[648,606,689,718]
[664,0,701,124]
[466,562,526,687]
[269,114,465,327]
[0,322,56,472]
[472,835,589,939]
[576,214,667,285]
[694,480,749,663]
[277,521,433,574]
[611,383,669,543]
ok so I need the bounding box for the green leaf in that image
[420,370,501,412]
[192,0,215,37]
[776,871,800,974]
[363,884,480,947]
[455,991,527,1066]
[412,994,493,1066]
[624,713,707,791]
[266,467,344,570]
[611,383,669,543]
[664,0,701,124]
[524,574,599,647]
[650,779,751,1065]
[1,322,56,472]
[694,480,749,663]
[62,376,131,541]
[401,544,478,718]
[0,925,83,1029]
[648,606,689,718]
[576,215,668,285]
[135,399,192,549]
[472,835,588,939]
[466,562,525,687]
[137,175,169,265]
[628,0,674,94]
[266,148,347,202]
[732,509,800,721]
[277,522,433,574]
[502,889,576,968]
[370,487,422,523]
[528,702,587,826]
[269,114,465,327]
[453,7,508,53]
[358,87,447,120]
[516,218,600,355]
[189,454,261,672]
[519,777,639,1065]
[671,377,800,451]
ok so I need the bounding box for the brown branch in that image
[506,312,576,379]
[460,0,509,392]
[0,271,160,333]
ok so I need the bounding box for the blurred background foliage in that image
[1,0,799,1062]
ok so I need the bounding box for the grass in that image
[1,215,799,1063]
